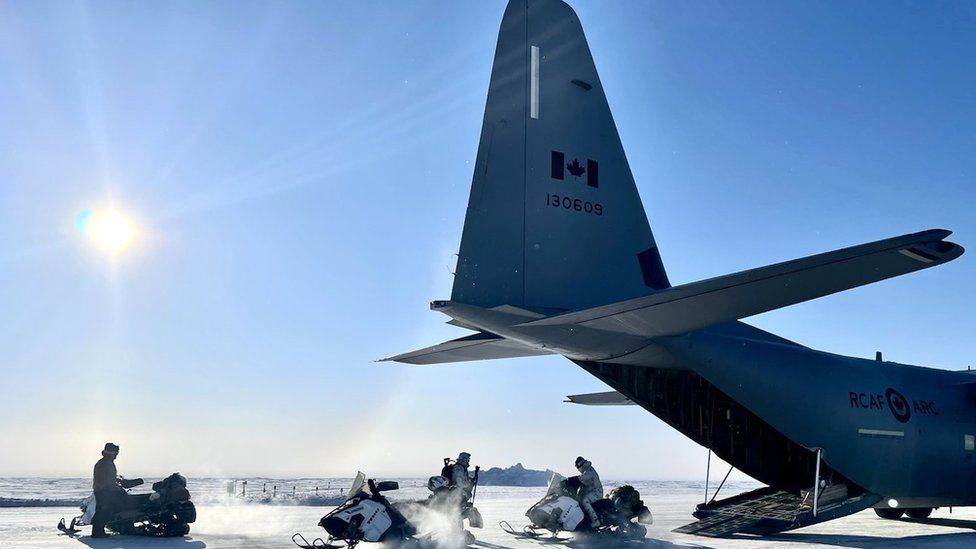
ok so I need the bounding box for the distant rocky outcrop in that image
[478,463,555,486]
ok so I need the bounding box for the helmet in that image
[427,475,449,492]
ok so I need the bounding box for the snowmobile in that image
[57,472,196,537]
[501,473,652,540]
[293,472,482,549]
[293,473,417,549]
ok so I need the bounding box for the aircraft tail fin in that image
[451,0,668,313]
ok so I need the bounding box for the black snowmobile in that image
[501,473,652,540]
[58,473,196,537]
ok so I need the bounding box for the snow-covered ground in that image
[4,486,976,548]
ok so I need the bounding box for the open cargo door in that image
[675,483,881,537]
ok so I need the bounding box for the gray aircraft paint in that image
[390,0,974,532]
[452,0,667,312]
[667,331,976,502]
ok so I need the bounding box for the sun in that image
[77,207,139,254]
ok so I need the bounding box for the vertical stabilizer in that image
[452,0,668,312]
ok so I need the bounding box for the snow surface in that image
[4,486,976,548]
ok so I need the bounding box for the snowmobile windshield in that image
[346,472,367,501]
[545,473,566,497]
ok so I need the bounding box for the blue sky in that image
[0,0,973,479]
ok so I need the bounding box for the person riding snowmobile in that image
[450,452,476,498]
[431,452,483,536]
[433,452,478,506]
[91,442,142,538]
[573,456,603,528]
[507,473,652,539]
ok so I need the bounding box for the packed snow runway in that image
[5,487,976,548]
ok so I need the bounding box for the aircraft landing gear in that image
[874,508,904,520]
[905,508,934,519]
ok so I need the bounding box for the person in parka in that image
[91,443,122,538]
[91,442,142,538]
[451,452,476,498]
[574,456,604,528]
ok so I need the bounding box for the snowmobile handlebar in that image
[119,477,144,489]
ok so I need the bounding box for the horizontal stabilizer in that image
[383,332,551,365]
[520,230,963,338]
[565,391,635,406]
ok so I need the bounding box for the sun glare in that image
[77,208,139,254]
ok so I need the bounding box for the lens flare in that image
[77,207,139,254]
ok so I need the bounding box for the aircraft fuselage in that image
[390,0,972,531]
[661,328,976,507]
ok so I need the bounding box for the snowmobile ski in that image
[57,517,80,536]
[292,532,344,549]
[499,521,570,542]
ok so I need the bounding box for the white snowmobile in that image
[57,473,196,537]
[292,473,415,549]
[293,472,482,549]
[501,473,652,540]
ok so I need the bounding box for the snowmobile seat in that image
[592,498,614,514]
[127,493,153,508]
